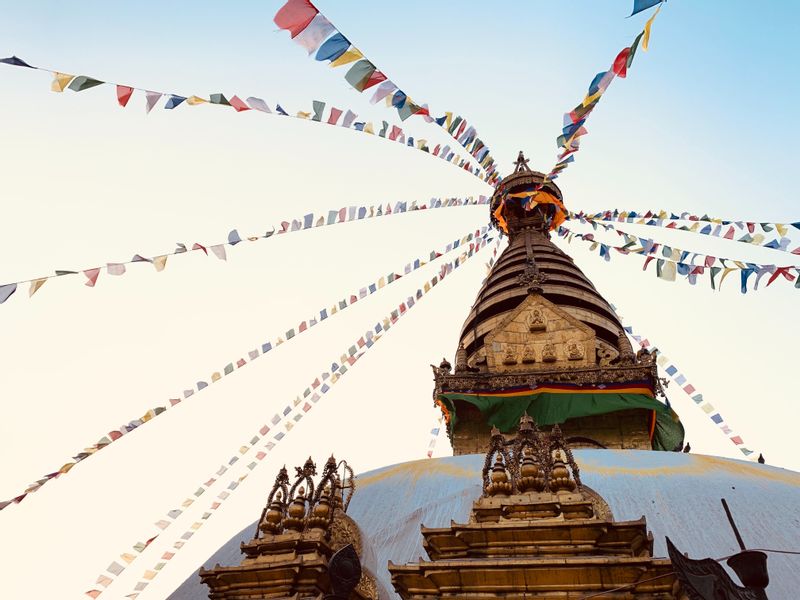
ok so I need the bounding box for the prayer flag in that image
[0,55,34,68]
[612,48,631,77]
[164,95,186,109]
[51,72,74,92]
[274,0,319,38]
[630,0,663,16]
[186,95,207,105]
[330,47,363,67]
[153,255,168,272]
[29,279,46,297]
[344,59,377,92]
[246,96,270,112]
[68,76,104,92]
[84,268,101,287]
[294,13,335,54]
[210,93,231,106]
[642,5,661,50]
[229,95,250,112]
[315,32,350,62]
[145,91,162,113]
[107,263,126,276]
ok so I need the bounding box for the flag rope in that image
[85,231,493,598]
[0,223,489,512]
[557,222,800,292]
[610,305,758,460]
[0,195,490,305]
[571,209,800,255]
[0,55,493,185]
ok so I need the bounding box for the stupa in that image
[171,155,800,600]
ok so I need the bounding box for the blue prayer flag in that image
[315,33,350,62]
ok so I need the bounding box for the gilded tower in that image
[433,152,684,455]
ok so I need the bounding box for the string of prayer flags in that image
[611,308,758,459]
[272,0,502,185]
[572,209,800,255]
[543,5,663,182]
[556,224,800,293]
[87,232,494,598]
[0,195,490,305]
[425,416,445,459]
[0,57,491,183]
[1,224,489,514]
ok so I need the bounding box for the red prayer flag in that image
[730,436,743,445]
[109,430,123,441]
[327,107,343,125]
[723,226,735,240]
[236,358,246,368]
[273,0,319,38]
[612,48,631,77]
[362,70,387,91]
[117,85,133,107]
[229,95,250,112]
[192,243,208,255]
[84,268,100,287]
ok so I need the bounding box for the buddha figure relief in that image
[566,340,584,361]
[521,345,536,363]
[527,308,546,332]
[502,345,518,365]
[542,343,557,362]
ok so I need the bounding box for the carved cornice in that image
[434,362,661,396]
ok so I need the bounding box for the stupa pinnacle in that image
[433,152,684,455]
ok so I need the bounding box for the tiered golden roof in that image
[200,456,377,600]
[389,415,680,598]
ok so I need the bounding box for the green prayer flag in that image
[210,93,231,106]
[344,59,376,92]
[68,76,104,92]
[627,32,644,68]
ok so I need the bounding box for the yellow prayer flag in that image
[689,222,700,232]
[120,553,136,564]
[186,95,208,105]
[331,305,338,315]
[143,570,157,580]
[642,4,661,51]
[657,210,667,219]
[378,277,386,288]
[751,234,765,244]
[719,267,736,289]
[702,403,715,414]
[776,223,788,237]
[59,462,76,474]
[285,421,294,431]
[153,255,168,272]
[424,282,431,292]
[330,48,363,68]
[733,260,746,269]
[363,122,374,134]
[297,111,311,119]
[276,337,285,346]
[29,278,46,297]
[444,112,453,130]
[190,522,202,530]
[211,372,221,382]
[582,90,602,108]
[181,498,194,508]
[51,72,74,92]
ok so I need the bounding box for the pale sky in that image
[0,1,798,599]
